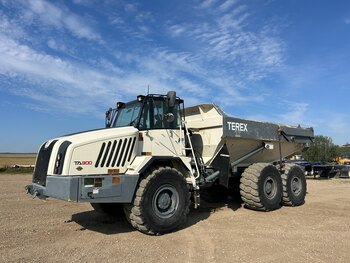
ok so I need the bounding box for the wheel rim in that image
[263,176,277,200]
[291,176,302,196]
[152,184,179,219]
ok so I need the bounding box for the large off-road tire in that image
[282,164,307,206]
[90,203,125,218]
[240,163,282,211]
[124,166,190,235]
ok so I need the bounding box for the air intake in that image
[95,137,136,168]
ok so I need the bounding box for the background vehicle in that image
[336,156,350,165]
[26,91,314,235]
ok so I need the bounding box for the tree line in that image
[302,135,343,162]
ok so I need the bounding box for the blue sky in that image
[0,0,349,152]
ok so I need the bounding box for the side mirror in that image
[167,91,176,108]
[164,113,175,123]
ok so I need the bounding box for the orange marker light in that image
[112,177,121,184]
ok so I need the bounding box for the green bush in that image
[303,135,339,162]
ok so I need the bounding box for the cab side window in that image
[138,98,181,130]
[138,101,151,129]
[153,100,165,128]
[153,99,180,129]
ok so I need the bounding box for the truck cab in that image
[26,92,192,201]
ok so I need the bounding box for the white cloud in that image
[165,4,286,101]
[304,111,350,145]
[47,39,68,52]
[0,33,210,114]
[28,0,62,27]
[0,13,26,40]
[159,3,287,111]
[124,3,138,13]
[63,15,100,41]
[217,8,249,30]
[278,100,309,125]
[109,15,124,26]
[187,4,284,73]
[72,0,96,5]
[135,12,154,23]
[0,0,286,119]
[107,9,153,39]
[23,0,101,42]
[200,0,218,9]
[169,24,186,37]
[219,0,238,12]
[0,34,116,112]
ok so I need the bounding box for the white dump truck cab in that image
[26,92,194,228]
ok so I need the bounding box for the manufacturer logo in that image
[74,161,93,166]
[227,121,248,132]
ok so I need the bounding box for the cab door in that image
[138,97,184,157]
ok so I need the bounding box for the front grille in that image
[95,137,136,168]
[33,140,58,186]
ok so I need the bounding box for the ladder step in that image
[183,123,200,178]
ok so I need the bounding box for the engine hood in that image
[43,126,139,176]
[55,126,138,147]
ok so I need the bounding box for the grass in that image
[0,167,34,174]
[0,153,36,174]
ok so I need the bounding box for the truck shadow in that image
[69,211,133,234]
[69,197,243,235]
[185,197,242,228]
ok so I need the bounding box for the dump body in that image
[185,104,314,166]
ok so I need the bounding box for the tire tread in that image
[124,166,190,235]
[240,163,282,211]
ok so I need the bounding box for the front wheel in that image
[124,166,190,235]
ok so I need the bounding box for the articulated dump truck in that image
[26,91,314,235]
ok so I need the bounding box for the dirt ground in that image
[1,174,350,263]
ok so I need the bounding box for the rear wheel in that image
[124,166,190,235]
[240,163,282,211]
[282,164,307,206]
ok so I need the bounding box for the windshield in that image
[112,101,142,127]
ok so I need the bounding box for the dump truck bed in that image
[185,104,314,165]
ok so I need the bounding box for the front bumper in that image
[25,174,139,203]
